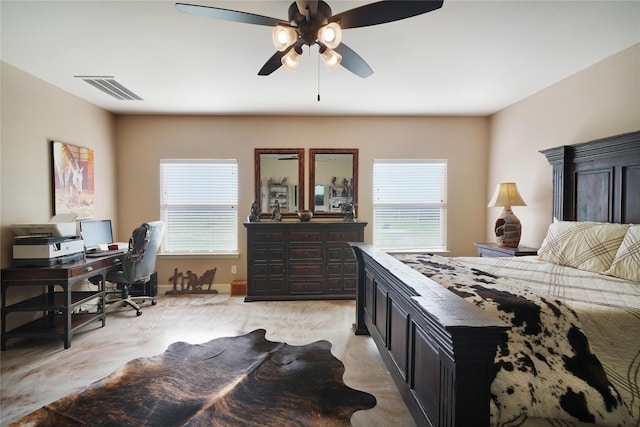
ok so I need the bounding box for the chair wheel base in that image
[136,310,142,316]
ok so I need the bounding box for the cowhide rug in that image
[394,253,634,427]
[13,329,376,426]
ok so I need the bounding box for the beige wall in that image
[2,42,638,296]
[1,62,118,328]
[488,44,640,248]
[1,62,118,268]
[115,115,490,285]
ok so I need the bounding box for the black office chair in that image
[105,221,164,316]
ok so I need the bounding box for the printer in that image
[12,216,84,266]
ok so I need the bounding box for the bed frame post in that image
[351,244,509,427]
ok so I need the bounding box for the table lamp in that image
[488,182,527,248]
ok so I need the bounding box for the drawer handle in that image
[85,266,94,272]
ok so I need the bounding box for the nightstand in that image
[474,242,539,257]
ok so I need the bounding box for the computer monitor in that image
[79,219,114,251]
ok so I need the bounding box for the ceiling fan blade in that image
[258,51,286,76]
[176,3,288,27]
[334,43,373,78]
[330,0,443,29]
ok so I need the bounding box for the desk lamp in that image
[488,182,527,248]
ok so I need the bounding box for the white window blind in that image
[373,160,447,252]
[160,160,238,254]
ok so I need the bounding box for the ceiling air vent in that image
[75,76,143,100]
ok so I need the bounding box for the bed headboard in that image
[540,130,640,224]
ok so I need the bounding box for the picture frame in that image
[51,141,95,219]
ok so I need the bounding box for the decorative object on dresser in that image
[487,182,527,247]
[271,199,283,221]
[474,242,538,257]
[244,221,366,301]
[340,199,357,221]
[248,200,260,222]
[297,210,313,222]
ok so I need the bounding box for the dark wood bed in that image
[351,130,640,427]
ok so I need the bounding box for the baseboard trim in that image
[158,283,231,295]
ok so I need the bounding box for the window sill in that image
[384,249,450,255]
[159,252,240,259]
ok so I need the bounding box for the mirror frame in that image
[309,148,359,218]
[254,148,305,219]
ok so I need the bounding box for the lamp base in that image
[494,206,521,248]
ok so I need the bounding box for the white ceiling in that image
[1,0,638,116]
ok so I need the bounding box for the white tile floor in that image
[1,295,416,427]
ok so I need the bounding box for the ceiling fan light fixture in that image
[317,22,342,49]
[281,48,301,71]
[321,48,342,70]
[272,25,297,51]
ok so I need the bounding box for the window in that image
[373,160,447,252]
[160,159,238,254]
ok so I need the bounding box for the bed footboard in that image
[351,244,509,427]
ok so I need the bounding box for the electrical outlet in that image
[231,265,237,275]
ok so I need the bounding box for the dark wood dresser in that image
[244,221,367,301]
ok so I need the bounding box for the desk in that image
[1,253,122,350]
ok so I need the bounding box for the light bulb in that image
[281,48,301,71]
[317,22,342,49]
[321,48,342,69]
[272,26,297,52]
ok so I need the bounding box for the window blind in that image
[373,160,447,251]
[160,159,238,253]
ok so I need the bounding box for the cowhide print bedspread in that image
[12,329,376,427]
[394,253,636,427]
[455,254,640,425]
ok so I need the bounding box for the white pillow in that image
[537,221,629,273]
[605,225,640,282]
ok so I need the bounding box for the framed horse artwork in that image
[51,141,95,219]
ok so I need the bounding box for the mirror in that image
[309,148,358,218]
[255,148,305,218]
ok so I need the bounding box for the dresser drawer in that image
[252,247,285,262]
[289,230,322,243]
[253,263,285,278]
[289,281,323,294]
[289,247,324,261]
[327,230,360,242]
[251,231,285,243]
[288,264,323,278]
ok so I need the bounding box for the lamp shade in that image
[272,26,297,52]
[321,48,342,69]
[317,22,342,49]
[281,48,301,71]
[487,182,527,207]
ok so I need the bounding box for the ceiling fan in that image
[176,1,444,78]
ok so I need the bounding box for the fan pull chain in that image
[317,50,321,102]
